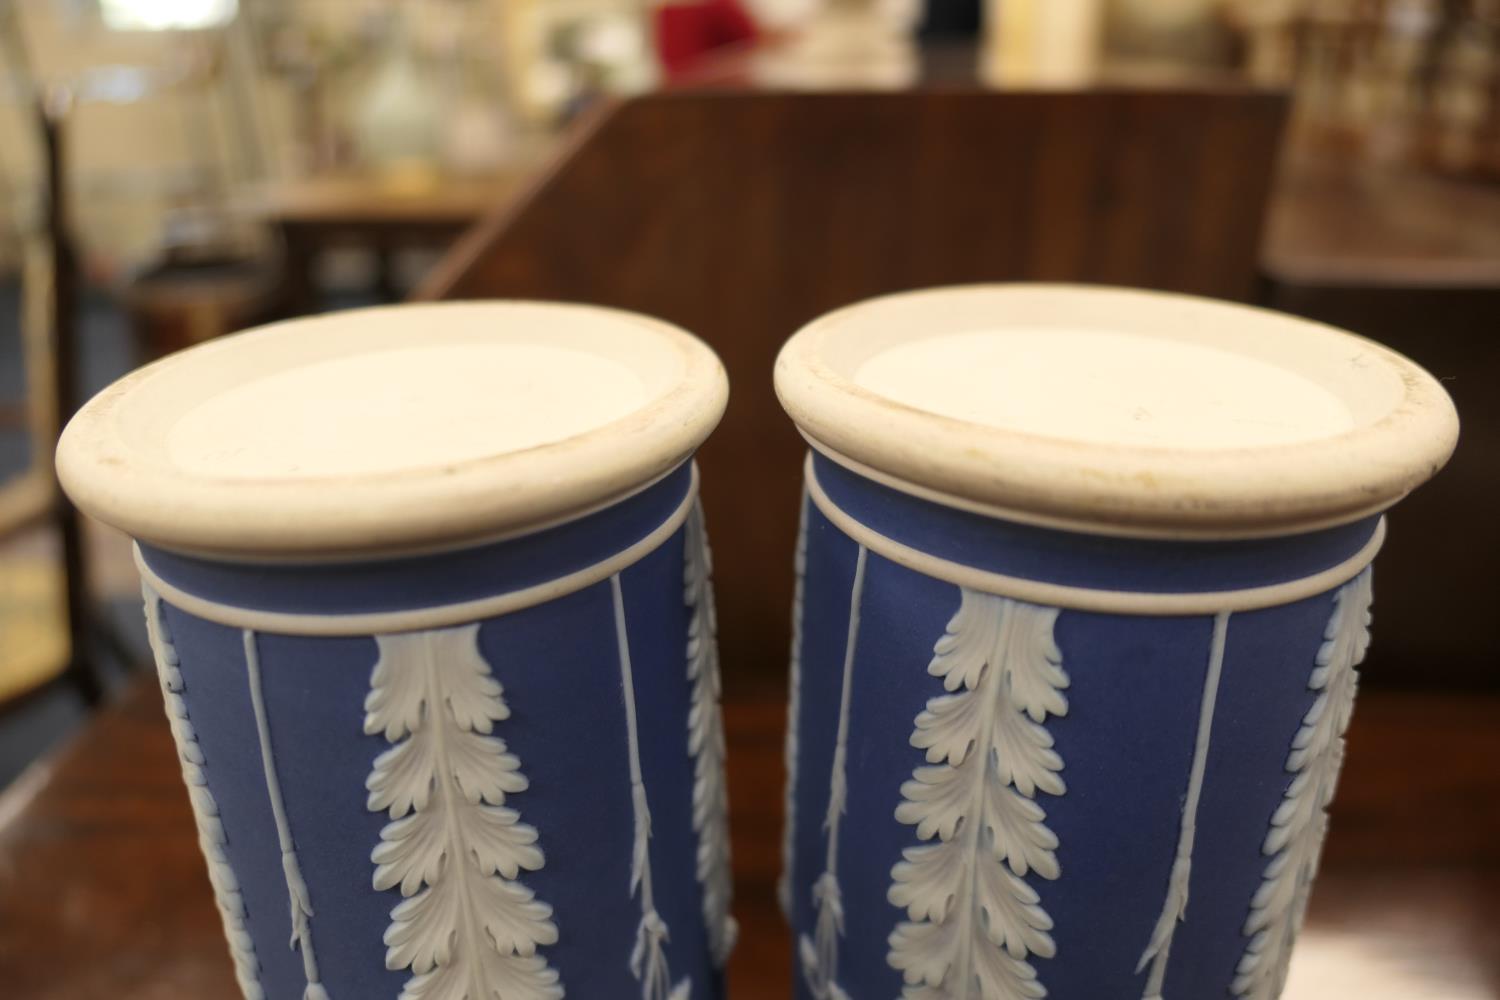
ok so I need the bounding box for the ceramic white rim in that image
[775,284,1458,539]
[805,455,1386,615]
[57,300,728,559]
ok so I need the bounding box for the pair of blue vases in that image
[57,287,1457,1000]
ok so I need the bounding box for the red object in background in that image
[655,0,760,79]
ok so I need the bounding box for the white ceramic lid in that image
[775,284,1458,538]
[58,301,727,558]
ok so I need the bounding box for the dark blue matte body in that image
[789,457,1372,1000]
[141,462,694,615]
[813,453,1380,595]
[156,463,720,999]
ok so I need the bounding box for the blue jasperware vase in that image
[57,302,734,1000]
[773,285,1458,1000]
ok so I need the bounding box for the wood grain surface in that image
[0,675,1494,998]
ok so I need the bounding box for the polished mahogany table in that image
[0,674,1495,998]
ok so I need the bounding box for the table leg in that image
[278,226,318,318]
[374,246,399,303]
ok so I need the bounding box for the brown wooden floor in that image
[0,676,1495,998]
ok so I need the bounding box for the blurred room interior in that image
[0,0,1496,996]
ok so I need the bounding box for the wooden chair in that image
[0,247,56,541]
[0,226,70,709]
[0,93,122,711]
[418,87,1290,689]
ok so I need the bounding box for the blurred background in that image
[0,1,1496,997]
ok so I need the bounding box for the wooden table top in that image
[1264,143,1500,290]
[0,674,1495,998]
[240,170,534,228]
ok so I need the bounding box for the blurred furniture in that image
[1264,138,1500,692]
[417,87,1290,695]
[105,34,280,362]
[122,251,274,358]
[0,552,69,706]
[0,92,122,711]
[1231,0,1500,182]
[0,248,56,544]
[0,673,1494,997]
[246,170,532,316]
[1267,143,1500,287]
[0,228,70,709]
[0,3,48,547]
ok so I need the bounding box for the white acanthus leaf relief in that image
[1233,570,1373,1000]
[778,487,810,919]
[613,574,692,1000]
[364,626,562,1000]
[143,584,265,1000]
[683,501,738,967]
[888,589,1069,1000]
